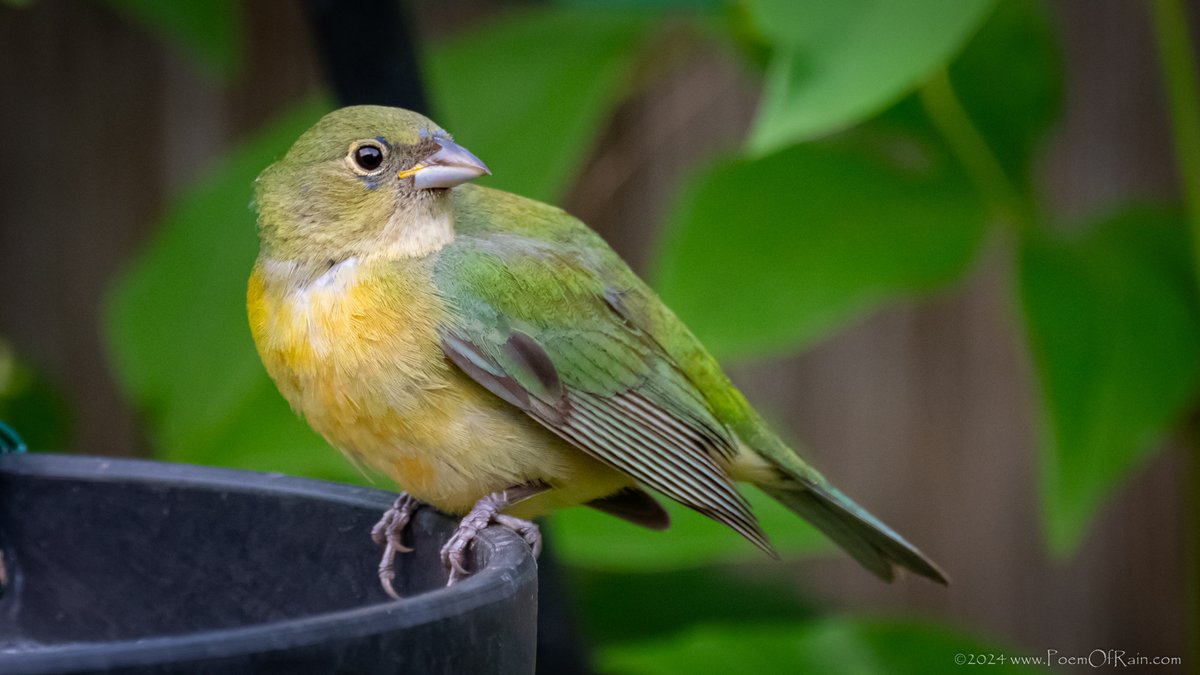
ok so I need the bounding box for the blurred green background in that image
[1,0,1196,672]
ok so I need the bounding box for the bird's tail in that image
[760,478,948,584]
[735,422,948,584]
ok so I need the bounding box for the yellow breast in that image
[247,256,633,515]
[247,258,451,487]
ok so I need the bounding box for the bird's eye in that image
[349,142,385,173]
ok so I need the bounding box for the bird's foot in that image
[371,492,422,600]
[494,514,542,557]
[441,492,542,586]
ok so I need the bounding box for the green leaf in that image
[599,617,1042,675]
[550,486,829,571]
[556,0,721,9]
[1019,207,1200,555]
[427,8,654,203]
[653,135,986,361]
[0,339,69,453]
[746,0,996,153]
[102,0,242,77]
[948,0,1061,187]
[105,100,342,476]
[571,567,818,647]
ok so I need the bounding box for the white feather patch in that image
[379,207,455,258]
[261,257,362,358]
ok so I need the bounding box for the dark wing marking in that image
[440,329,775,557]
[442,332,533,411]
[442,331,568,425]
[504,330,563,399]
[586,487,670,530]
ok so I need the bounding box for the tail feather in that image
[762,481,949,585]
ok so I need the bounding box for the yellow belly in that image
[247,258,630,516]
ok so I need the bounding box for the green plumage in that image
[257,105,947,586]
[434,184,947,584]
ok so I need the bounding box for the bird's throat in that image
[379,199,455,259]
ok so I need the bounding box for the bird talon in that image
[378,553,400,601]
[441,493,543,585]
[451,555,469,578]
[371,493,421,599]
[440,531,474,583]
[370,513,393,547]
[494,514,541,557]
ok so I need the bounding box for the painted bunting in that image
[248,106,947,597]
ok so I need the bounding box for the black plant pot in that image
[0,454,537,674]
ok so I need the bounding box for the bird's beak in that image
[399,137,491,189]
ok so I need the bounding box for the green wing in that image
[435,186,947,584]
[433,226,773,555]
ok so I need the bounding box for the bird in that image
[247,105,948,598]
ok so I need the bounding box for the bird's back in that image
[446,184,781,456]
[441,184,947,583]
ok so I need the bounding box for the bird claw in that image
[371,493,422,600]
[441,498,541,586]
[441,509,490,585]
[371,499,417,552]
[495,514,541,557]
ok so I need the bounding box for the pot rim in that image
[0,453,537,673]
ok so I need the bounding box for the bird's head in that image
[254,105,489,266]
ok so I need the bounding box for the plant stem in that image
[919,68,1033,234]
[1149,0,1200,666]
[1152,0,1200,278]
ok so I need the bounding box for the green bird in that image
[248,105,947,597]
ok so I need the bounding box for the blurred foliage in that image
[108,101,333,477]
[3,0,242,74]
[570,566,820,645]
[551,486,828,571]
[92,0,1200,672]
[655,128,985,359]
[946,0,1060,189]
[558,0,724,9]
[1019,208,1200,554]
[600,618,1041,675]
[2,1,241,73]
[0,340,68,452]
[428,10,655,202]
[745,0,995,153]
[102,0,242,76]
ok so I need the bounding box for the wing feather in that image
[435,235,774,555]
[586,488,671,530]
